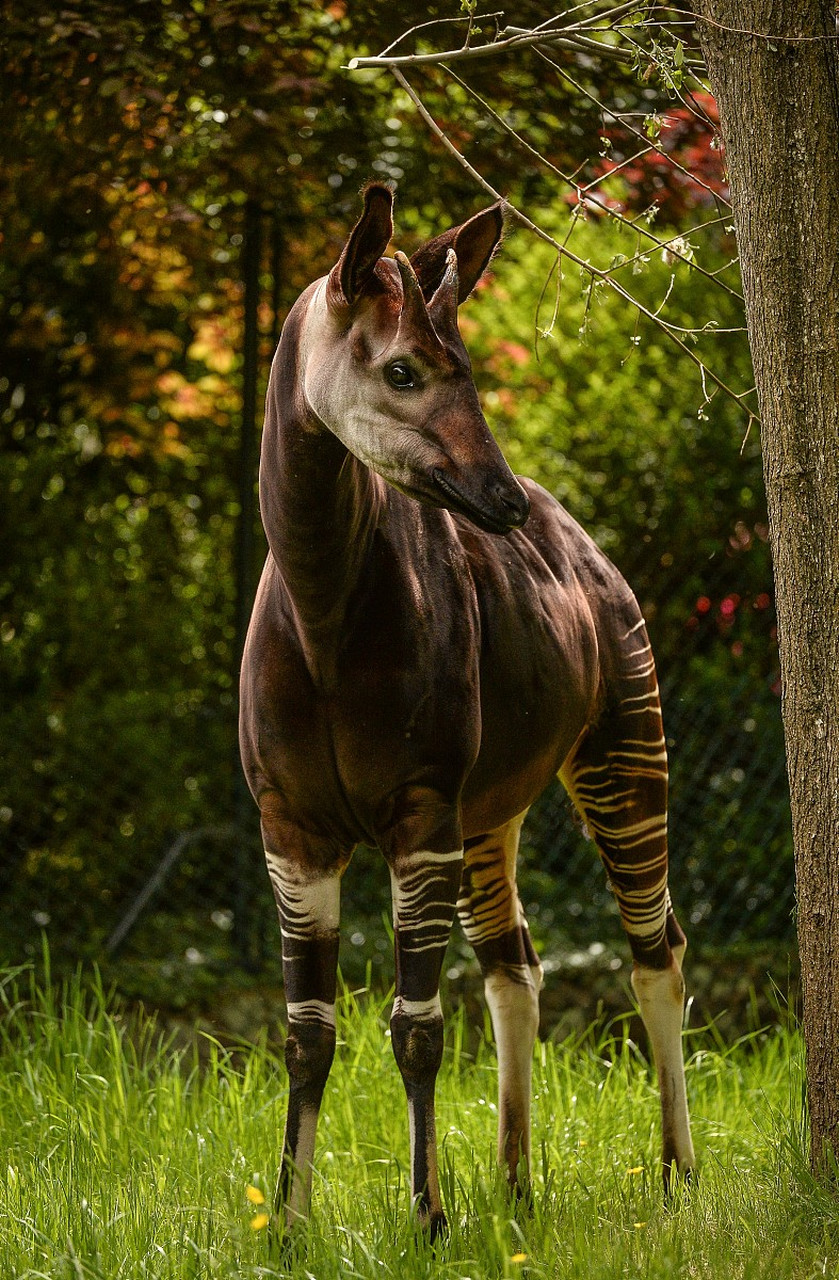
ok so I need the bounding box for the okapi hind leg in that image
[457,813,542,1197]
[263,831,348,1232]
[631,905,695,1194]
[559,623,696,1192]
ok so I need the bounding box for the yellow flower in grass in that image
[246,1183,269,1230]
[511,1253,528,1264]
[626,1166,644,1176]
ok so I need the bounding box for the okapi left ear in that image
[410,201,506,305]
[327,183,394,309]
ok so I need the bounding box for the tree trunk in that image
[694,0,839,1169]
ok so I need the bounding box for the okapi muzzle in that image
[240,181,696,1244]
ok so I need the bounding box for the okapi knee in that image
[390,1008,445,1093]
[285,1019,336,1100]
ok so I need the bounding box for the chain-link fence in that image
[0,536,793,993]
[519,665,791,946]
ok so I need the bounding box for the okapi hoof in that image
[414,1207,448,1245]
[428,1210,448,1245]
[510,1177,534,1217]
[663,1160,697,1205]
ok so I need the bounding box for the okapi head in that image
[301,183,531,536]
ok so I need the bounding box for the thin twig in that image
[376,12,506,60]
[391,67,756,420]
[501,26,636,63]
[443,65,743,300]
[348,8,646,71]
[538,49,732,211]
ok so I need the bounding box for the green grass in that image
[1,961,837,1280]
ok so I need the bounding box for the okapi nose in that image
[490,477,530,529]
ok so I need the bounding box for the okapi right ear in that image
[410,201,506,305]
[327,183,394,309]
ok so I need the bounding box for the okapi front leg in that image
[457,814,542,1196]
[389,848,464,1239]
[264,844,344,1229]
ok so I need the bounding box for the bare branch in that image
[391,68,755,420]
[442,65,743,301]
[538,49,732,212]
[348,5,645,71]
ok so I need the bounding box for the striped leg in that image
[559,620,695,1190]
[263,838,346,1230]
[457,813,542,1195]
[389,848,464,1239]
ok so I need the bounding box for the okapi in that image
[239,183,695,1238]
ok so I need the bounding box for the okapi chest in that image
[238,183,695,1239]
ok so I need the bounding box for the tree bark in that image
[693,0,839,1169]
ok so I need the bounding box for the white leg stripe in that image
[286,999,336,1027]
[265,851,341,937]
[390,851,463,937]
[392,994,442,1021]
[406,850,464,864]
[622,619,647,639]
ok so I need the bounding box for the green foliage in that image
[0,964,833,1279]
[470,213,753,549]
[466,211,774,672]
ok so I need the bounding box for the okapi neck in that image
[259,301,384,679]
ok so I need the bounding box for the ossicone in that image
[324,184,509,322]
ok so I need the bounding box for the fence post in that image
[232,199,264,970]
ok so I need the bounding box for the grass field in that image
[1,961,837,1280]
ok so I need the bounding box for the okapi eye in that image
[386,361,415,389]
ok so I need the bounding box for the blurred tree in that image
[695,0,839,1175]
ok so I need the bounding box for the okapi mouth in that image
[431,468,530,536]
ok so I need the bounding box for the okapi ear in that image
[327,183,394,309]
[410,201,506,305]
